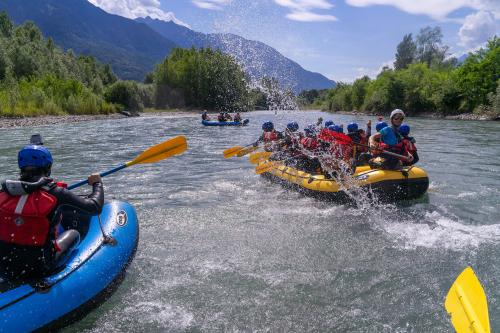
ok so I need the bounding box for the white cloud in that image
[274,0,337,22]
[345,0,500,20]
[88,0,190,27]
[459,10,499,48]
[192,0,232,10]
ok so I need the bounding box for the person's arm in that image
[50,174,104,215]
[369,133,381,147]
[366,120,372,137]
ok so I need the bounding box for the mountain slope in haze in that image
[0,0,177,80]
[136,16,335,93]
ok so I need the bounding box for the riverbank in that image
[316,109,499,121]
[0,109,203,129]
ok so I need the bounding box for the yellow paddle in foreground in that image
[223,143,258,158]
[445,267,490,333]
[249,151,272,164]
[68,135,188,190]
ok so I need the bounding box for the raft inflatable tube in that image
[0,200,138,332]
[259,164,429,202]
[202,119,249,126]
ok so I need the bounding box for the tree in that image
[415,26,448,67]
[394,34,416,70]
[0,11,13,37]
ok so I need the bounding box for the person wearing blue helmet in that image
[255,121,284,152]
[375,121,388,132]
[399,123,419,165]
[324,120,334,128]
[368,109,413,169]
[0,136,104,280]
[346,121,373,165]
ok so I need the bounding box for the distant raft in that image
[202,119,249,126]
[0,201,138,332]
[258,164,429,202]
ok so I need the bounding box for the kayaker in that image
[369,109,413,169]
[0,141,104,280]
[218,112,225,122]
[399,123,419,165]
[233,112,242,122]
[202,111,210,121]
[254,121,284,152]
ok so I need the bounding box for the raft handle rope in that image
[98,214,117,245]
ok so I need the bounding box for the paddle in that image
[445,267,490,333]
[249,151,272,164]
[236,145,259,157]
[223,142,256,159]
[68,136,188,190]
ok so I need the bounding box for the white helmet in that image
[390,109,405,119]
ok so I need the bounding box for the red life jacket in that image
[300,137,319,150]
[402,138,417,155]
[379,141,406,158]
[263,131,278,142]
[0,189,57,246]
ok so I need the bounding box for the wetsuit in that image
[0,177,104,279]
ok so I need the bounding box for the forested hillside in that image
[303,27,499,118]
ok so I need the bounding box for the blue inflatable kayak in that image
[0,200,138,332]
[202,119,249,126]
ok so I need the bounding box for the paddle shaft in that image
[67,163,127,190]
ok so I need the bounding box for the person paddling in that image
[202,110,210,121]
[233,112,242,122]
[369,109,413,169]
[399,123,419,165]
[254,121,284,152]
[0,137,104,280]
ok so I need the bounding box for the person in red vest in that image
[296,124,323,173]
[255,121,284,152]
[399,123,419,165]
[0,138,104,280]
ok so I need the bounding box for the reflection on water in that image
[1,111,499,332]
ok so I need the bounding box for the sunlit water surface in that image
[1,111,499,332]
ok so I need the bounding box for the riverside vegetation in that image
[299,27,500,119]
[0,12,271,118]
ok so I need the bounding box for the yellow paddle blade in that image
[249,151,271,164]
[127,135,187,166]
[255,160,281,175]
[445,267,490,333]
[223,145,244,158]
[236,146,258,157]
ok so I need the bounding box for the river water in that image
[1,111,499,332]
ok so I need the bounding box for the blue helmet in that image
[324,120,334,128]
[376,121,388,132]
[399,123,410,136]
[287,121,299,132]
[347,122,358,133]
[262,121,274,132]
[328,125,343,133]
[304,124,316,136]
[18,145,53,169]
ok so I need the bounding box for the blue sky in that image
[89,0,499,82]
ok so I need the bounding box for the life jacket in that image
[402,137,417,155]
[379,141,406,158]
[264,131,279,142]
[0,188,57,246]
[300,137,319,151]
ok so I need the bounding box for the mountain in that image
[0,0,177,80]
[136,17,336,93]
[0,0,335,92]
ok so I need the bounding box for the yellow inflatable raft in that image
[258,163,429,202]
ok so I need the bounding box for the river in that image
[1,110,499,332]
